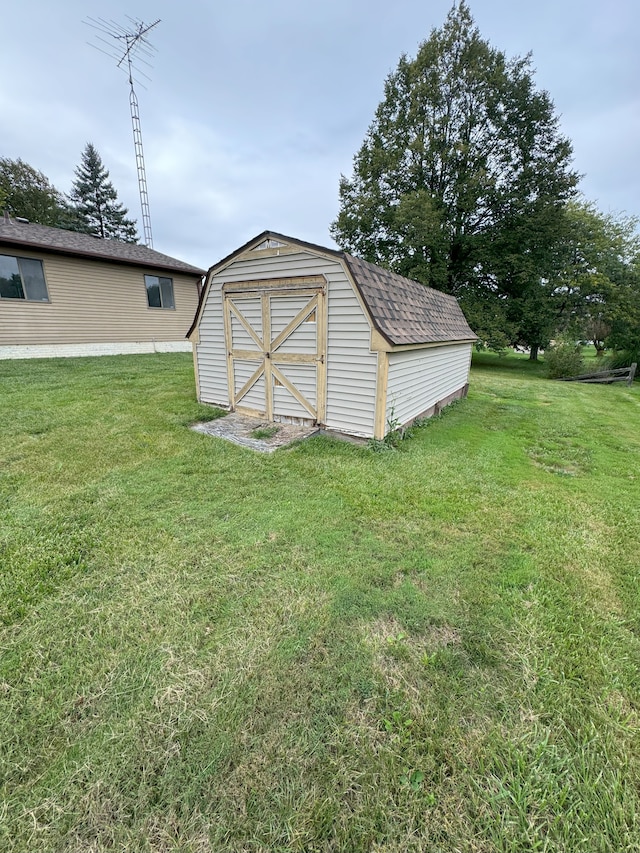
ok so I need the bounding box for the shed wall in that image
[194,269,228,405]
[324,263,377,436]
[0,249,200,346]
[385,343,472,426]
[195,250,378,435]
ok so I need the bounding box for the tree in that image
[331,1,579,357]
[552,201,640,355]
[0,157,72,227]
[70,143,138,242]
[604,256,640,360]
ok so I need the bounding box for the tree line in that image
[0,143,138,243]
[331,1,640,362]
[3,4,638,363]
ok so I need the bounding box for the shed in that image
[0,215,205,359]
[188,231,476,439]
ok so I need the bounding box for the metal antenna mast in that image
[85,17,161,247]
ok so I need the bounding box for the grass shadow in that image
[471,351,547,379]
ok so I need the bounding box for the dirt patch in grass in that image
[359,617,464,711]
[363,616,462,653]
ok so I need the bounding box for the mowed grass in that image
[1,352,639,852]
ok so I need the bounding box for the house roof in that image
[0,216,205,277]
[189,230,476,346]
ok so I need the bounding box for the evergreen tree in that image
[70,143,138,243]
[331,2,579,357]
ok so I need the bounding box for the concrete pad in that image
[191,412,320,453]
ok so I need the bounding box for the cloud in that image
[144,116,342,267]
[566,100,640,216]
[2,0,639,270]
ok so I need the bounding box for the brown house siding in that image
[1,250,200,346]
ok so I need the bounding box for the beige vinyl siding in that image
[194,273,228,406]
[385,343,472,426]
[0,249,199,346]
[195,251,378,435]
[324,266,377,436]
[276,321,316,354]
[274,363,317,419]
[213,252,329,283]
[196,253,323,407]
[230,296,263,346]
[270,294,312,337]
[233,360,266,413]
[230,315,261,350]
[271,295,317,354]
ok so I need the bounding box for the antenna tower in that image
[85,17,160,247]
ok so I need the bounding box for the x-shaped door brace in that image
[224,287,326,421]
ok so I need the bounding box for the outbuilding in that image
[188,231,476,439]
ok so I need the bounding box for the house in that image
[0,214,205,359]
[188,231,476,440]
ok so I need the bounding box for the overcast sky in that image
[2,0,638,270]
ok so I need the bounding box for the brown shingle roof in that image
[0,217,205,277]
[343,254,476,346]
[187,230,477,344]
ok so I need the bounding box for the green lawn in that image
[1,352,639,852]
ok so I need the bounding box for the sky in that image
[1,0,638,271]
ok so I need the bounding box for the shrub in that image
[606,347,640,375]
[545,342,585,379]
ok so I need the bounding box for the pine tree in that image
[70,143,138,243]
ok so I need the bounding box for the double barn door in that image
[223,278,326,423]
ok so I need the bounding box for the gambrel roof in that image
[343,253,475,346]
[0,216,205,277]
[189,231,476,346]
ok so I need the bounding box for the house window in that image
[145,274,175,309]
[0,255,49,301]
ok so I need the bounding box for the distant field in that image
[1,351,639,852]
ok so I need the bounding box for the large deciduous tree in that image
[552,201,640,355]
[603,252,640,361]
[70,143,138,243]
[331,1,579,357]
[0,157,74,227]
